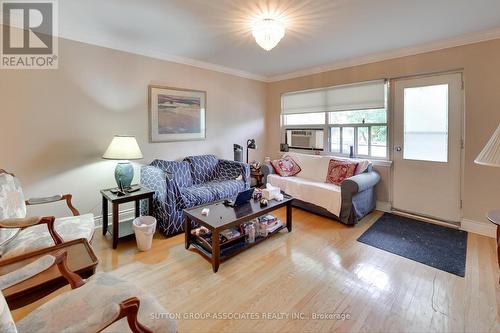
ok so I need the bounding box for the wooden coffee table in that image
[0,238,98,310]
[184,195,293,272]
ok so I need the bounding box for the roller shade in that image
[282,80,386,114]
[281,89,325,114]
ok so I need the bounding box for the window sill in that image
[277,150,393,167]
[370,159,393,167]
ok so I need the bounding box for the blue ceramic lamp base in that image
[115,162,134,188]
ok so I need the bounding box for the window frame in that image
[281,112,389,159]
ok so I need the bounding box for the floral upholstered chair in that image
[0,170,94,260]
[0,251,177,333]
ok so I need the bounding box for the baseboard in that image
[375,203,495,238]
[93,208,136,227]
[376,201,392,213]
[460,219,496,238]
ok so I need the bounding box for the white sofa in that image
[262,152,380,225]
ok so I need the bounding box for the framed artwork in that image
[149,85,206,142]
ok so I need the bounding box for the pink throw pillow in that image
[271,157,301,177]
[325,159,358,185]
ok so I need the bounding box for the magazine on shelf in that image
[267,220,283,233]
[258,214,278,225]
[220,228,241,241]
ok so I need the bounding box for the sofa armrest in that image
[140,166,182,209]
[217,160,250,189]
[261,162,275,184]
[341,170,381,194]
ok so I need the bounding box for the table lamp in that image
[246,139,256,163]
[103,135,143,189]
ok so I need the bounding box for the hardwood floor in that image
[12,209,500,332]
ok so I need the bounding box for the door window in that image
[403,84,449,162]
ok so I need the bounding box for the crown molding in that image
[58,34,269,82]
[58,27,500,83]
[266,27,500,82]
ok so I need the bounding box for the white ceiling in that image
[59,0,500,81]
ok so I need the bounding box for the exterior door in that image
[393,73,463,222]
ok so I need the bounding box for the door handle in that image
[395,146,402,152]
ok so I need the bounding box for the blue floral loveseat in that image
[140,155,250,236]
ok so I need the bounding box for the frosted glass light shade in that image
[252,18,285,51]
[103,136,143,160]
[475,124,500,167]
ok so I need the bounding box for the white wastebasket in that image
[132,216,156,251]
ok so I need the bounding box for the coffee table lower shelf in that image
[191,225,286,262]
[184,196,293,272]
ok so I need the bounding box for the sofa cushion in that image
[150,160,193,188]
[204,180,245,199]
[326,159,358,185]
[271,156,301,177]
[184,155,219,185]
[284,152,330,182]
[180,180,245,208]
[267,174,342,216]
[180,185,218,207]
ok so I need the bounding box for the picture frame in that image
[148,85,206,142]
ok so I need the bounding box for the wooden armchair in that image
[0,251,176,333]
[0,170,95,260]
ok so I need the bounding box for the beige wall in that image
[2,35,499,229]
[0,38,267,218]
[266,38,500,226]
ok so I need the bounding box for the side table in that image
[486,210,500,269]
[101,186,155,249]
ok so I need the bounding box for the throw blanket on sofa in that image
[267,174,342,216]
[266,152,374,218]
[141,155,250,236]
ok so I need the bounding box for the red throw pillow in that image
[326,159,358,185]
[271,156,301,177]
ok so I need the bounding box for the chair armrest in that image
[0,250,84,291]
[0,216,42,228]
[0,216,64,245]
[341,171,381,194]
[216,160,250,188]
[99,297,153,333]
[26,194,80,216]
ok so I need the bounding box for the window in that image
[281,80,388,158]
[328,109,388,157]
[403,84,448,162]
[283,112,325,126]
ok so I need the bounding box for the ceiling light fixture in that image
[252,18,285,51]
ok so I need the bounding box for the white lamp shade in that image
[103,136,143,160]
[475,124,500,167]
